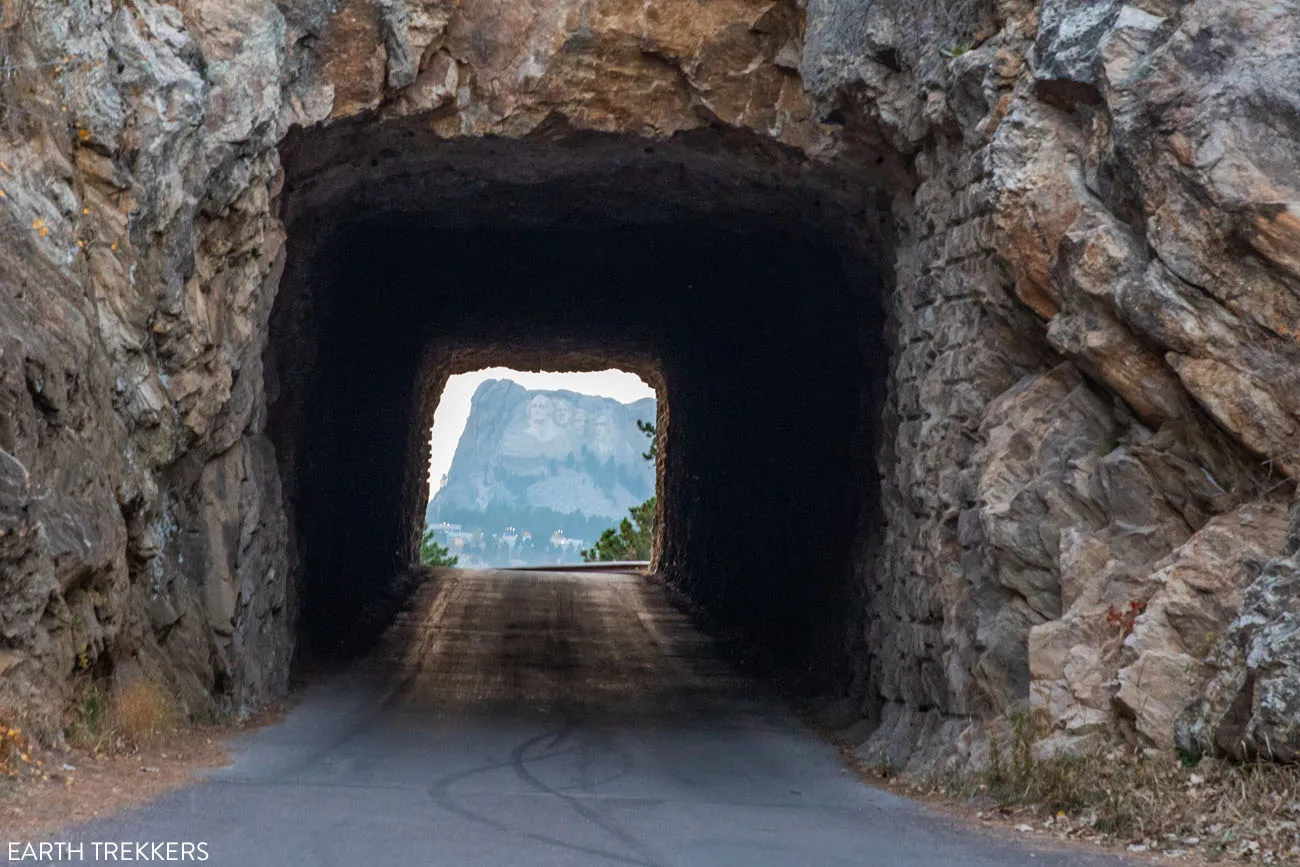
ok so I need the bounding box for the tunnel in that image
[265,121,893,686]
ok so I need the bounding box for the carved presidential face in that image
[572,409,588,434]
[594,412,615,444]
[526,396,553,425]
[552,400,573,426]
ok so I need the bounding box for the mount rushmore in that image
[427,381,656,553]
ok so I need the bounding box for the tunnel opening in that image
[421,365,662,569]
[266,126,892,689]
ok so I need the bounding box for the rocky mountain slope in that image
[428,381,655,533]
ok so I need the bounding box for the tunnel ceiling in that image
[279,121,895,237]
[268,123,892,677]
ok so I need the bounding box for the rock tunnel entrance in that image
[266,124,892,684]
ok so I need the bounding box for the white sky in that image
[427,367,657,492]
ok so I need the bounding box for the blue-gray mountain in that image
[427,381,655,553]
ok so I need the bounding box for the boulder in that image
[1178,502,1300,762]
[1116,502,1291,748]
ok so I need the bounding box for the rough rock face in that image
[801,0,1299,769]
[429,380,655,525]
[0,0,1297,772]
[1178,503,1300,762]
[1032,498,1289,754]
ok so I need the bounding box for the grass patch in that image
[64,677,177,754]
[841,711,1299,862]
[947,715,1300,862]
[110,678,176,746]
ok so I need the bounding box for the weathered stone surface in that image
[1031,0,1119,107]
[1178,500,1300,762]
[1115,502,1290,748]
[972,364,1114,705]
[0,210,132,726]
[1099,0,1300,475]
[989,99,1089,319]
[1045,206,1189,426]
[1023,461,1289,753]
[802,0,1300,772]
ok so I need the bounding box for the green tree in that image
[582,419,658,562]
[419,525,459,567]
[636,419,658,462]
[581,497,656,561]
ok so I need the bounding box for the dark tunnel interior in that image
[266,134,890,687]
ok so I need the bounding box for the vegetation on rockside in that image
[419,525,459,567]
[63,674,178,755]
[0,723,43,792]
[855,713,1300,863]
[581,497,656,562]
[0,670,180,802]
[582,420,657,562]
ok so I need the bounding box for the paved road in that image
[52,570,1128,866]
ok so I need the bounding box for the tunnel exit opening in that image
[266,126,892,688]
[421,366,663,569]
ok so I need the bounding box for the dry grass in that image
[109,678,177,746]
[918,715,1300,863]
[64,676,178,754]
[836,706,1300,864]
[0,727,232,838]
[960,750,1300,862]
[0,686,291,837]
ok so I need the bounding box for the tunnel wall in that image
[802,0,1300,771]
[270,210,885,666]
[1,0,1298,770]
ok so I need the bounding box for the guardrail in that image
[500,561,650,573]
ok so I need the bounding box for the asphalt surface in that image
[46,570,1130,866]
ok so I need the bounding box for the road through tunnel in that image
[266,124,893,685]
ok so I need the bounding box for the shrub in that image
[65,676,176,752]
[110,678,176,747]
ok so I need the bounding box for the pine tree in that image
[581,419,657,562]
[419,526,459,567]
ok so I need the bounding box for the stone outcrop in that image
[802,0,1299,770]
[1031,498,1289,754]
[1177,502,1300,763]
[0,0,1296,773]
